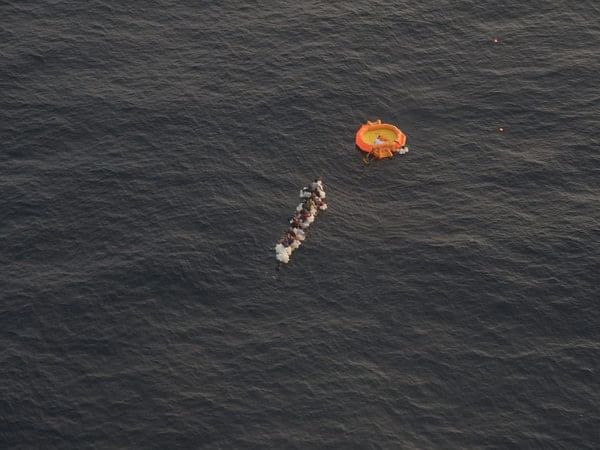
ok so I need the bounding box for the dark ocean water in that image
[2,1,600,448]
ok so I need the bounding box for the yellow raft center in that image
[363,128,398,145]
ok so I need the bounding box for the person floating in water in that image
[309,178,322,191]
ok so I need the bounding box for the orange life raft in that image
[355,120,407,159]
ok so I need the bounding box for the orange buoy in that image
[355,120,407,160]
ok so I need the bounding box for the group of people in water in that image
[275,178,327,265]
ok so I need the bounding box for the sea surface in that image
[2,1,600,448]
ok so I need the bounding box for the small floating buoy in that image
[493,37,499,44]
[498,127,505,132]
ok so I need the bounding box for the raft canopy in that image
[355,120,407,155]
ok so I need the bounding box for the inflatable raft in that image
[355,120,408,160]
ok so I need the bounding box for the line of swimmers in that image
[278,179,327,247]
[275,179,327,264]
